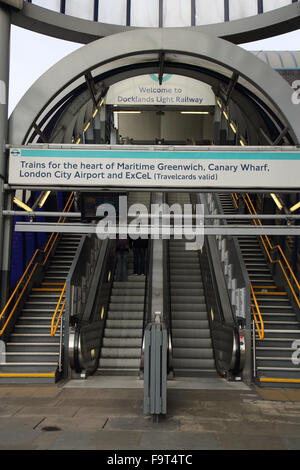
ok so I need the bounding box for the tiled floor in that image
[0,377,300,450]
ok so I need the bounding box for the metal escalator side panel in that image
[66,236,114,376]
[197,193,251,380]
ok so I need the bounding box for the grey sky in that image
[8,25,300,115]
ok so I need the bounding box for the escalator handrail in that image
[163,237,173,374]
[140,238,153,373]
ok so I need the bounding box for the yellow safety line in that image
[31,287,61,292]
[41,283,65,286]
[0,373,55,378]
[260,378,300,384]
[253,286,278,289]
[254,292,287,296]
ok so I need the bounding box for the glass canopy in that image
[29,0,297,27]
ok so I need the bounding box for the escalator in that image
[218,193,300,386]
[96,192,151,376]
[97,252,146,375]
[167,193,217,377]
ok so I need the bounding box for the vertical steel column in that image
[99,105,106,143]
[0,5,11,309]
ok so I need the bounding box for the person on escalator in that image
[132,237,148,276]
[115,235,130,281]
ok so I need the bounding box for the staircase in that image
[0,233,82,383]
[97,192,150,376]
[168,192,216,377]
[218,193,300,387]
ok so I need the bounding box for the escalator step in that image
[172,338,212,349]
[172,358,215,369]
[102,338,142,348]
[101,348,141,359]
[99,358,140,369]
[173,348,214,359]
[172,320,209,329]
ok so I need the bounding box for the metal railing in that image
[51,283,66,337]
[244,193,300,311]
[230,193,265,341]
[0,193,74,339]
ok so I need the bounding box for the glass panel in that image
[131,0,159,27]
[263,0,292,12]
[195,0,225,25]
[33,0,60,11]
[65,0,94,21]
[163,0,191,27]
[99,0,127,25]
[229,0,258,20]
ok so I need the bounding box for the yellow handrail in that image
[250,284,264,340]
[231,193,265,340]
[0,193,74,336]
[244,194,300,309]
[51,284,66,337]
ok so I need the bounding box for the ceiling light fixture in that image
[113,110,142,114]
[270,193,283,210]
[13,197,33,212]
[180,111,210,115]
[290,201,300,213]
[38,191,51,209]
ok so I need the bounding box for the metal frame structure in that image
[0,0,299,390]
[8,29,300,146]
[10,1,300,45]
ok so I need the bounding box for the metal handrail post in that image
[252,320,257,378]
[58,316,63,373]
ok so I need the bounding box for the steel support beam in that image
[0,4,11,309]
[10,2,300,46]
[3,211,300,221]
[9,30,300,145]
[13,222,300,236]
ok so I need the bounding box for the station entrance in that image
[0,10,300,418]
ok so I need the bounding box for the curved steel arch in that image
[11,2,300,45]
[40,61,282,146]
[9,29,300,145]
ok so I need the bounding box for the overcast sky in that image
[8,25,300,115]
